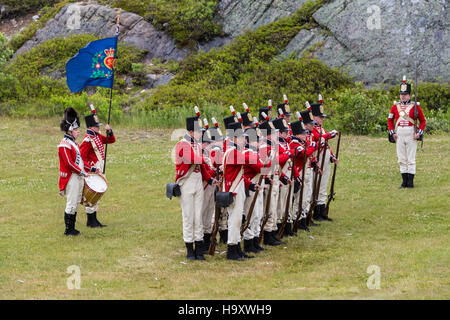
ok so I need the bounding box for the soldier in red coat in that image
[79,106,116,228]
[289,113,318,232]
[222,122,261,260]
[388,76,426,188]
[310,98,339,222]
[175,116,216,261]
[58,107,88,236]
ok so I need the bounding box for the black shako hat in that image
[291,120,307,135]
[259,120,277,136]
[300,110,317,125]
[400,76,411,95]
[272,118,289,132]
[186,116,202,131]
[241,111,256,127]
[310,103,329,118]
[223,115,237,130]
[227,122,246,138]
[277,103,292,117]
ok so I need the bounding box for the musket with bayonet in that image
[208,159,222,255]
[306,127,322,226]
[325,132,341,217]
[241,157,270,236]
[278,149,296,239]
[414,61,424,148]
[292,143,307,233]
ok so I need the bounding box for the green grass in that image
[0,118,449,299]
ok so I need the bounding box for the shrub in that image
[98,0,222,45]
[0,32,13,69]
[8,1,73,52]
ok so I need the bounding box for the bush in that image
[98,0,222,45]
[326,85,390,135]
[0,0,61,17]
[8,1,73,52]
[0,32,13,69]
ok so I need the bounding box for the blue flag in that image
[66,36,118,93]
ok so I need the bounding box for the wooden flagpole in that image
[103,9,120,174]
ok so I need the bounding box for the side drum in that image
[82,174,108,207]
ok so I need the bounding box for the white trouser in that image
[65,174,84,215]
[317,148,331,205]
[201,184,215,234]
[396,126,417,174]
[264,174,280,232]
[301,167,313,216]
[179,172,204,243]
[227,180,245,245]
[243,180,265,240]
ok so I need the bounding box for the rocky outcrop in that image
[215,0,310,37]
[282,0,449,85]
[14,2,188,62]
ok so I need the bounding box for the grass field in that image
[0,118,449,299]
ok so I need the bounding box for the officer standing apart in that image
[388,76,426,188]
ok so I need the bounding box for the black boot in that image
[227,244,244,261]
[407,173,414,188]
[237,241,254,258]
[320,204,333,221]
[194,241,206,260]
[253,237,265,251]
[400,173,408,188]
[86,211,106,228]
[64,212,80,236]
[271,230,285,244]
[284,222,296,236]
[244,238,258,254]
[264,230,280,246]
[202,233,211,254]
[298,218,310,232]
[185,242,196,260]
[310,220,320,226]
[219,229,228,244]
[313,205,324,221]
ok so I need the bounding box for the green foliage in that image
[0,33,13,69]
[326,85,390,135]
[98,0,222,45]
[0,0,61,17]
[8,1,72,52]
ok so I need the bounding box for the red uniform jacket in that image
[222,145,255,193]
[311,126,335,157]
[289,137,317,178]
[387,101,426,135]
[58,134,84,191]
[80,129,116,172]
[243,147,272,181]
[259,138,289,181]
[175,136,212,184]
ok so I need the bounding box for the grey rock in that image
[13,2,188,62]
[32,15,39,22]
[215,0,310,37]
[282,0,449,85]
[153,73,174,87]
[197,36,232,53]
[144,73,158,89]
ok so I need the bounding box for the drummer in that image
[58,107,88,236]
[80,104,116,228]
